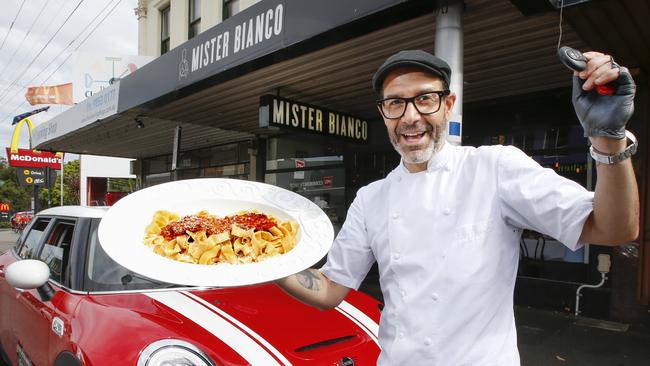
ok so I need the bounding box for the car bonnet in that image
[145,283,380,365]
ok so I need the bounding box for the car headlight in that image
[137,339,216,366]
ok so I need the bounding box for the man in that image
[276,50,638,364]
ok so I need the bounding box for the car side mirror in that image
[5,260,55,302]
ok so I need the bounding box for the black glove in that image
[572,66,636,139]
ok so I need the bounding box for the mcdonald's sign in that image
[0,203,9,212]
[6,116,63,169]
[6,148,62,169]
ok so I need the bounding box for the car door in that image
[3,217,53,366]
[10,217,80,366]
[0,216,36,364]
[37,219,82,365]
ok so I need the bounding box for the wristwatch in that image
[589,130,638,165]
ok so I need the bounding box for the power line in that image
[0,0,53,78]
[2,0,124,123]
[0,0,27,51]
[0,0,85,103]
[0,0,70,86]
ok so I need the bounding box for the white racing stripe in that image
[182,291,292,366]
[146,291,284,365]
[336,301,380,347]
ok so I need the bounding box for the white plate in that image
[98,178,334,287]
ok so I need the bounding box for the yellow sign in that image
[10,117,63,158]
[260,95,369,142]
[10,117,35,154]
[26,177,33,184]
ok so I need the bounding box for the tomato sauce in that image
[160,212,275,241]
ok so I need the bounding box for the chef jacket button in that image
[398,332,404,339]
[400,290,406,297]
[442,208,451,215]
[431,293,439,301]
[392,213,400,220]
[392,253,400,260]
[424,337,432,346]
[396,176,402,182]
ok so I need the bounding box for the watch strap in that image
[589,130,638,164]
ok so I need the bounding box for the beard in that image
[389,120,447,165]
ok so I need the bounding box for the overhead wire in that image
[1,0,71,86]
[0,0,27,51]
[0,0,85,104]
[2,0,124,123]
[0,0,54,79]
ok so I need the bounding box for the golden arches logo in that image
[10,117,62,157]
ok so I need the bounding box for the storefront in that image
[33,0,650,323]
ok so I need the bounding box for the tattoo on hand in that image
[297,270,321,291]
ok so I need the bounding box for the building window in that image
[189,0,201,39]
[161,6,170,54]
[223,0,240,20]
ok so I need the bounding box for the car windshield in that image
[85,219,179,292]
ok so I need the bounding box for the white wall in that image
[79,155,136,206]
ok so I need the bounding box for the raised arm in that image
[275,269,350,310]
[574,51,639,245]
[580,135,639,244]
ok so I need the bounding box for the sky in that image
[0,0,139,162]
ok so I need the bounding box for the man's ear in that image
[444,92,457,120]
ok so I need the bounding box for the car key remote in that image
[558,46,615,96]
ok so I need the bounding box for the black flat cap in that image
[372,50,451,94]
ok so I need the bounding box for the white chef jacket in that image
[320,142,594,365]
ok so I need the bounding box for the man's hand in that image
[572,51,635,139]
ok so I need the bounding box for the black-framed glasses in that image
[376,90,450,119]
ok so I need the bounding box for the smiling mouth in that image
[400,131,427,144]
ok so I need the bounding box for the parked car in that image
[0,206,381,366]
[9,211,33,233]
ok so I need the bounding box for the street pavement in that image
[1,229,649,365]
[0,229,18,255]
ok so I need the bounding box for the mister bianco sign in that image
[259,95,369,142]
[178,2,284,84]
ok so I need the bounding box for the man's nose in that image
[401,101,420,124]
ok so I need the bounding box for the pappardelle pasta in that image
[143,210,299,265]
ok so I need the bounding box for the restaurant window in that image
[161,5,171,54]
[141,141,251,187]
[189,0,201,39]
[265,136,346,234]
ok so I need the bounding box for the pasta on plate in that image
[143,210,299,265]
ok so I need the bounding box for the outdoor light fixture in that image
[135,117,145,129]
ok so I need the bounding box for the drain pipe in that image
[575,254,611,316]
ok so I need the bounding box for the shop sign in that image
[289,180,326,189]
[16,168,57,187]
[259,95,369,142]
[117,0,404,114]
[32,83,119,147]
[0,203,9,212]
[5,148,63,170]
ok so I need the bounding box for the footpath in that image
[516,306,650,366]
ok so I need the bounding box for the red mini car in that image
[0,206,381,365]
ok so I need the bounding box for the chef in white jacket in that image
[276,49,639,365]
